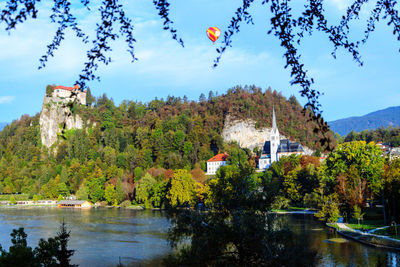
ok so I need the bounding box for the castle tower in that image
[270,108,280,163]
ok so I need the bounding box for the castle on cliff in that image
[40,85,87,148]
[51,85,87,105]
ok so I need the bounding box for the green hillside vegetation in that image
[0,85,333,203]
[341,127,400,146]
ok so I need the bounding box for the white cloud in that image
[327,0,351,10]
[0,96,15,104]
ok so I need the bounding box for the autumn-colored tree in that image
[335,165,367,210]
[315,194,340,224]
[382,158,400,223]
[166,169,195,207]
[282,168,302,203]
[326,141,384,197]
[299,155,320,169]
[104,184,116,205]
[191,167,206,184]
[115,178,124,204]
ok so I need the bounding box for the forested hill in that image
[0,123,7,131]
[329,106,400,136]
[0,85,332,197]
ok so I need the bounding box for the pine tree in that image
[55,222,76,267]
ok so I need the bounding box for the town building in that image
[388,147,400,160]
[58,200,92,208]
[206,153,228,175]
[258,109,305,171]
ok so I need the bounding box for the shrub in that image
[120,200,132,208]
[271,196,290,210]
[9,196,16,205]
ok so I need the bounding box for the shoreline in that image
[269,210,316,215]
[328,223,400,251]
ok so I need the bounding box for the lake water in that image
[0,207,399,266]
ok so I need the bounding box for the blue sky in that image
[0,0,399,123]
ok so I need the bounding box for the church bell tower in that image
[270,108,280,163]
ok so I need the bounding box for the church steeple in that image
[272,107,277,130]
[270,107,280,163]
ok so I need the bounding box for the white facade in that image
[270,108,280,164]
[53,86,87,106]
[206,160,227,175]
[54,89,73,98]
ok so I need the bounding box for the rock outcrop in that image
[222,115,313,154]
[39,89,85,148]
[222,116,275,151]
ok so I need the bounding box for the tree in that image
[76,184,89,200]
[86,173,106,203]
[352,205,365,226]
[135,173,157,204]
[45,85,55,97]
[225,146,247,166]
[326,141,384,198]
[115,178,124,204]
[86,87,95,107]
[57,182,69,197]
[315,194,340,224]
[166,169,195,207]
[0,228,36,267]
[104,184,116,205]
[166,164,317,266]
[34,222,77,267]
[55,222,76,267]
[149,181,169,208]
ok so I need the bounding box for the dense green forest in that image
[0,85,332,202]
[341,127,400,146]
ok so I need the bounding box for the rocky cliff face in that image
[39,92,84,148]
[222,115,313,154]
[222,116,274,151]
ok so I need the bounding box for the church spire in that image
[272,107,277,130]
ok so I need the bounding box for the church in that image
[258,109,305,170]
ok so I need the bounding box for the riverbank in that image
[269,207,317,214]
[330,222,400,251]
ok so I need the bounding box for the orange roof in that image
[207,153,228,162]
[54,85,80,91]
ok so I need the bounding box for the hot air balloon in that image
[207,27,221,43]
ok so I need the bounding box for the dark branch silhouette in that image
[1,0,400,149]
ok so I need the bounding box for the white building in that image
[53,85,87,105]
[258,108,304,171]
[206,153,228,175]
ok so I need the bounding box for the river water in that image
[0,207,398,266]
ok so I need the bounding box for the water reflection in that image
[0,208,398,266]
[281,214,400,267]
[0,207,171,267]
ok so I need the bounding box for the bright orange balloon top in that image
[207,27,221,43]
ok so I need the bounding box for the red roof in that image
[207,153,228,162]
[54,85,80,91]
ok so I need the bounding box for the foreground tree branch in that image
[1,0,400,150]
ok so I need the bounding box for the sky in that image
[0,0,399,123]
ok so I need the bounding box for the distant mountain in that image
[329,106,400,136]
[0,122,7,131]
